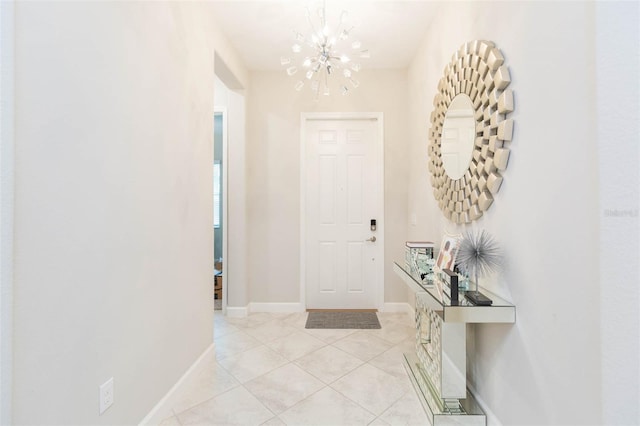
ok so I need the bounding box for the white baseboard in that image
[237,302,408,315]
[382,302,411,313]
[248,302,304,313]
[225,306,248,318]
[139,343,214,425]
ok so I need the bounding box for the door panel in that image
[442,116,475,179]
[318,242,337,293]
[347,242,364,293]
[347,155,363,224]
[319,156,337,224]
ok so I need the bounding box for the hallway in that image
[157,311,428,425]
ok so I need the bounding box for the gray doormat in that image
[305,311,381,329]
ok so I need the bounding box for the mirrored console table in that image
[393,261,516,426]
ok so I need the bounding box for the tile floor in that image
[158,311,429,426]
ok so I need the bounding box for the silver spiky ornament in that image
[456,229,502,295]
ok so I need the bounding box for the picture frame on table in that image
[433,233,461,274]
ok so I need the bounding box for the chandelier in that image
[281,1,369,97]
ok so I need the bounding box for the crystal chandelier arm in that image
[331,25,344,47]
[332,7,353,45]
[323,71,330,96]
[319,0,326,29]
[306,3,329,46]
[329,54,350,62]
[318,0,327,30]
[304,6,320,44]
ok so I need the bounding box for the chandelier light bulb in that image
[286,66,298,76]
[343,69,352,78]
[351,63,362,72]
[351,40,361,50]
[350,78,360,88]
[303,57,312,67]
[306,70,314,80]
[281,56,291,66]
[311,80,319,93]
[359,49,370,58]
[341,85,349,95]
[292,44,302,53]
[340,55,350,63]
[294,81,304,91]
[339,29,349,40]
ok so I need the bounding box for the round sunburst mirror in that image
[427,40,515,223]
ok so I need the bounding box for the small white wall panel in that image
[347,242,364,293]
[346,130,363,144]
[319,130,337,144]
[347,155,363,224]
[319,156,336,224]
[319,242,336,292]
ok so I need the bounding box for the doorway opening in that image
[213,110,226,311]
[213,52,247,319]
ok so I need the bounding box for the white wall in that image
[0,1,15,424]
[246,69,410,307]
[406,1,635,424]
[12,2,247,424]
[596,2,640,424]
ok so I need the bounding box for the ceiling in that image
[209,1,440,71]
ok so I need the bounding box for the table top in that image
[394,261,516,323]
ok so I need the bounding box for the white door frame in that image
[299,112,385,311]
[0,0,15,423]
[213,107,229,314]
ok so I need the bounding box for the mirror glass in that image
[441,94,475,180]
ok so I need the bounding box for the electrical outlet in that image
[99,377,114,415]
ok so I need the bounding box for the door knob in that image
[366,236,377,242]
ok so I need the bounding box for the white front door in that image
[303,115,383,310]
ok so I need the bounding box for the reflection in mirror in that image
[441,94,475,180]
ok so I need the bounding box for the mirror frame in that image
[427,40,515,223]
